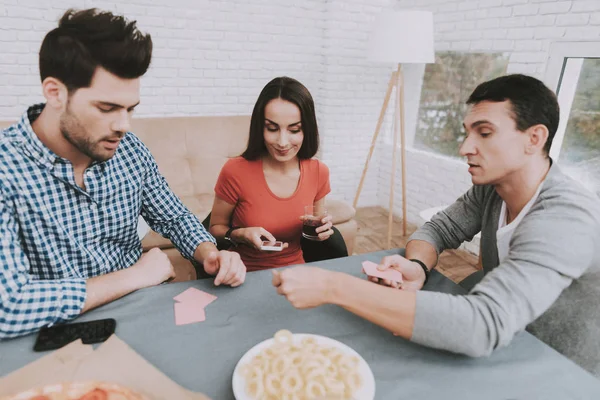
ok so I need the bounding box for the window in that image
[412,52,509,158]
[546,43,600,197]
[555,58,600,195]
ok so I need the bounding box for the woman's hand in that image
[300,214,334,241]
[232,227,289,250]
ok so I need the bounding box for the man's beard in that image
[59,105,121,163]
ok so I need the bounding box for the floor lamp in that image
[353,10,435,249]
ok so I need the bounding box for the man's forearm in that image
[1,265,150,339]
[405,239,439,271]
[0,279,86,339]
[82,267,147,313]
[150,213,216,261]
[328,272,417,339]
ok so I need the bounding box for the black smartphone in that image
[33,318,116,352]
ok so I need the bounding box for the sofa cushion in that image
[132,116,250,197]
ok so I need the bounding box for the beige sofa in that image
[0,116,358,281]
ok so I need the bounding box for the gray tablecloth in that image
[1,250,600,399]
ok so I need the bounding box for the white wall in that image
[1,0,598,221]
[0,0,395,208]
[0,0,326,117]
[320,0,393,208]
[386,0,600,227]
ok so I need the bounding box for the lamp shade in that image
[367,10,435,64]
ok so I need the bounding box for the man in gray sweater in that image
[272,74,600,376]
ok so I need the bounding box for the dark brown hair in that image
[467,74,559,155]
[39,8,152,92]
[242,77,319,160]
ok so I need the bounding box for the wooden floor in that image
[354,206,479,284]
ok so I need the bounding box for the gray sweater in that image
[409,163,600,375]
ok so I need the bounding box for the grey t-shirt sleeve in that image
[408,185,486,254]
[410,195,599,357]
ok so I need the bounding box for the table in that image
[2,250,600,399]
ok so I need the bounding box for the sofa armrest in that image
[325,198,357,254]
[326,198,356,225]
[333,219,357,255]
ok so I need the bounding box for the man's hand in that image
[130,248,176,287]
[272,266,334,309]
[203,250,246,287]
[368,254,426,291]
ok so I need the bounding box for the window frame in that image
[543,41,600,161]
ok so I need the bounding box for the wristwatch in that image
[224,226,241,246]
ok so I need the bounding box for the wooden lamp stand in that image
[353,63,408,249]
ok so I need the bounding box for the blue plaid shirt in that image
[0,104,216,339]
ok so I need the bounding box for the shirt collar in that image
[14,104,61,169]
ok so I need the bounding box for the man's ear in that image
[526,124,549,155]
[41,77,69,111]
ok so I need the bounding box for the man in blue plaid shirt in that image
[0,9,247,339]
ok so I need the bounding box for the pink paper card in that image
[173,288,217,308]
[174,302,206,325]
[362,260,403,283]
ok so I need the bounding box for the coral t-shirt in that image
[214,157,331,271]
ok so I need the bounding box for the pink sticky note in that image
[362,260,403,283]
[174,301,206,325]
[174,288,217,308]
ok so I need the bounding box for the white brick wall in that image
[0,0,327,119]
[0,0,597,225]
[0,0,393,207]
[319,0,393,208]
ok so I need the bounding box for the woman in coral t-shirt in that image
[209,77,334,272]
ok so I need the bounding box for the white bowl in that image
[232,333,375,400]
